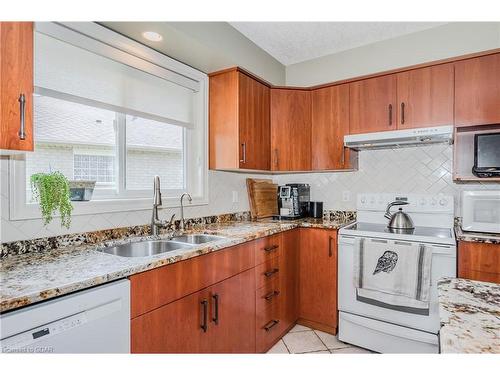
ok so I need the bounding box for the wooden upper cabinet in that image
[271,88,312,171]
[349,74,397,134]
[209,69,270,171]
[455,53,500,127]
[0,22,34,151]
[396,64,454,129]
[312,84,357,170]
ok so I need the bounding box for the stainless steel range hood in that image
[344,126,453,150]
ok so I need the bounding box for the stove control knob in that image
[431,198,437,206]
[361,196,366,204]
[439,198,448,206]
[419,198,426,206]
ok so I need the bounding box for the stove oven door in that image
[337,234,456,334]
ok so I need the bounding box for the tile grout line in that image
[311,329,330,352]
[280,338,291,354]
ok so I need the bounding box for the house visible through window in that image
[25,94,185,201]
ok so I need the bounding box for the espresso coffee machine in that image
[276,184,310,220]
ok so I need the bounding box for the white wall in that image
[101,22,286,85]
[286,23,500,86]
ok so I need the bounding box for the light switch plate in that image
[342,191,350,202]
[232,191,238,203]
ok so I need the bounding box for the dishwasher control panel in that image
[1,312,88,353]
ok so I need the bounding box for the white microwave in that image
[461,191,500,234]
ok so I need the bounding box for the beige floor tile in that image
[331,346,373,354]
[288,324,311,333]
[301,350,330,354]
[314,330,351,350]
[267,340,289,354]
[282,330,328,354]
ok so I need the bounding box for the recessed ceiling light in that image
[142,31,163,42]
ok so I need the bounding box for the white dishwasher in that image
[0,279,130,353]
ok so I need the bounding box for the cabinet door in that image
[396,64,454,129]
[131,289,212,353]
[209,268,256,353]
[455,54,500,127]
[280,229,300,331]
[0,22,33,151]
[458,241,500,283]
[299,228,337,332]
[271,89,312,171]
[238,72,270,170]
[312,84,353,170]
[349,75,397,134]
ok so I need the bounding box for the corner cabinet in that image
[270,88,312,171]
[455,53,500,127]
[209,68,270,171]
[311,84,357,170]
[0,22,34,152]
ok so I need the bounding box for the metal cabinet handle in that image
[328,236,333,257]
[388,104,393,126]
[18,94,26,140]
[240,143,246,163]
[341,146,345,167]
[264,268,279,277]
[264,290,280,301]
[200,299,208,332]
[274,149,279,169]
[401,102,405,125]
[212,294,219,325]
[264,319,279,331]
[264,245,279,252]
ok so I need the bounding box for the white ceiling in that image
[230,22,446,66]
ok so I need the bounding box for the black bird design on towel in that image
[373,251,398,275]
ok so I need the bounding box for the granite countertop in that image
[0,218,352,314]
[438,278,500,353]
[454,223,500,245]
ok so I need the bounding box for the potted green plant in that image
[30,171,73,228]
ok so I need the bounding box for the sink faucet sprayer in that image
[180,192,193,231]
[151,176,175,235]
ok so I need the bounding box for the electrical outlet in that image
[342,191,350,202]
[232,191,239,203]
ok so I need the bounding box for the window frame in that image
[9,22,208,221]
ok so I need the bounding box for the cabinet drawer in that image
[254,234,282,265]
[256,302,282,352]
[130,241,255,318]
[458,241,500,283]
[256,279,281,312]
[255,256,280,289]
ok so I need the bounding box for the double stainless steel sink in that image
[98,234,226,258]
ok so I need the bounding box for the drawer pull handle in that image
[264,319,279,331]
[212,294,219,325]
[328,236,334,257]
[264,290,280,300]
[264,268,279,277]
[200,299,208,332]
[264,245,279,252]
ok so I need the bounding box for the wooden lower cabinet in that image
[130,228,333,353]
[299,228,338,334]
[458,241,500,283]
[131,268,255,353]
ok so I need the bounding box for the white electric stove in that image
[338,193,456,354]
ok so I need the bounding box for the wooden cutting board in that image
[246,178,278,220]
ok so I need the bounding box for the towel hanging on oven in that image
[353,237,432,313]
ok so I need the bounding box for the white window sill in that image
[9,195,209,221]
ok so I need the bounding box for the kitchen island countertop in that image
[438,277,500,353]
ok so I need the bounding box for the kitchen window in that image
[10,22,208,220]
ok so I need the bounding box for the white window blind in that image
[34,32,195,128]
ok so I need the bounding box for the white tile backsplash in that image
[1,144,498,243]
